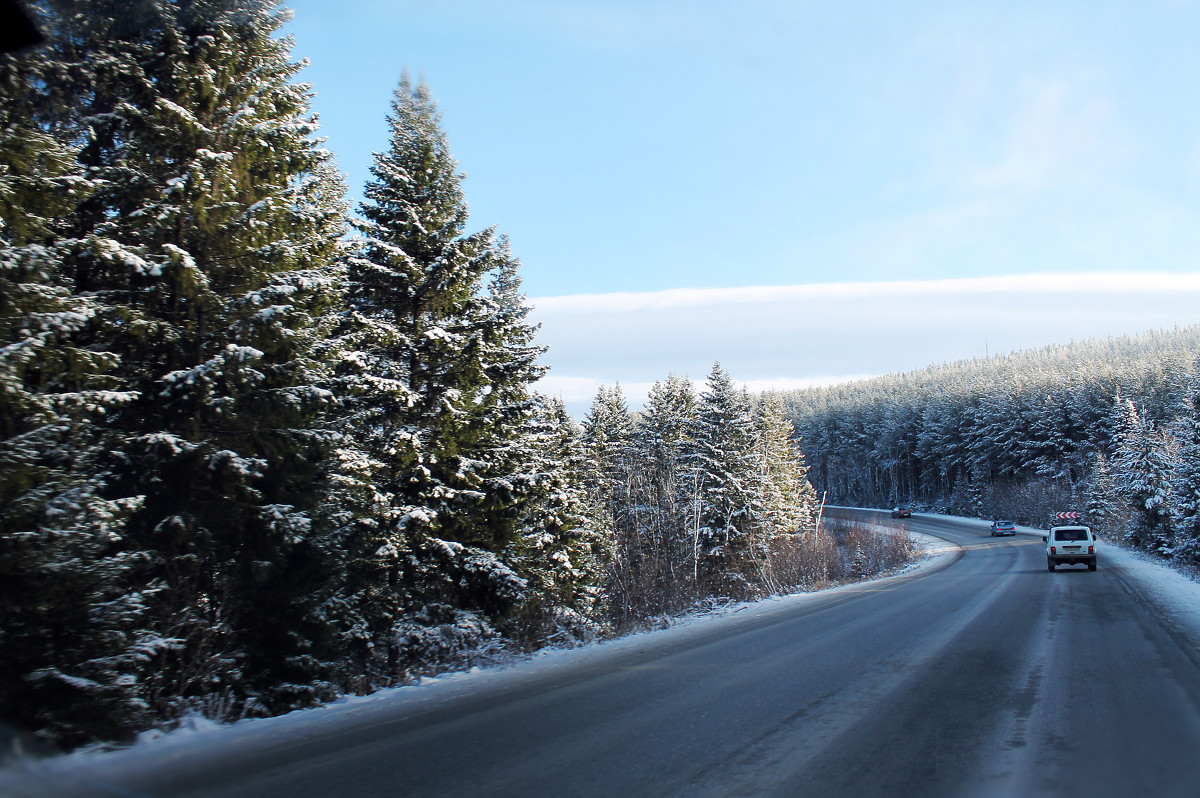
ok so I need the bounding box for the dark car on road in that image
[890,506,912,518]
[990,519,1016,536]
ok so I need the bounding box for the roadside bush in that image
[764,530,837,592]
[827,519,915,579]
[812,516,917,580]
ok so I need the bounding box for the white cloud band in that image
[530,272,1200,415]
[532,272,1200,315]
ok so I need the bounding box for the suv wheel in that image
[1047,559,1055,571]
[1088,561,1097,571]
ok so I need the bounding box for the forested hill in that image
[780,325,1200,566]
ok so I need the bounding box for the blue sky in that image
[284,1,1200,415]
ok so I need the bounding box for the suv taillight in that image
[1089,545,1094,554]
[1050,546,1056,554]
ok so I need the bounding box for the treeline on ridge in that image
[782,326,1200,567]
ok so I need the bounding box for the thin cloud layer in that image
[531,272,1200,416]
[535,272,1200,314]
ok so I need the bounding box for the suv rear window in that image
[1054,528,1089,541]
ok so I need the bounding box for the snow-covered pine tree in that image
[631,373,697,601]
[582,383,639,623]
[0,46,154,748]
[1084,452,1123,540]
[21,0,350,728]
[471,251,615,647]
[685,363,763,597]
[582,382,634,539]
[754,392,819,538]
[1113,399,1176,554]
[1024,392,1074,483]
[469,243,551,563]
[331,77,540,683]
[1167,369,1200,566]
[503,396,610,648]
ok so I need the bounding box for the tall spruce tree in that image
[0,43,155,748]
[1167,371,1200,566]
[582,384,640,623]
[1084,452,1123,540]
[754,392,818,537]
[1114,400,1175,553]
[471,244,551,557]
[685,363,763,595]
[14,0,350,730]
[582,383,634,540]
[629,373,697,608]
[331,77,540,683]
[504,397,610,647]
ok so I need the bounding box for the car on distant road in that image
[890,506,912,518]
[1043,525,1097,571]
[990,519,1016,536]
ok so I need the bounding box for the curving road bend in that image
[6,510,1200,797]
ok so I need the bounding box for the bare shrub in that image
[390,604,509,682]
[602,522,723,634]
[765,530,837,592]
[764,518,916,593]
[164,687,264,728]
[505,602,604,653]
[823,518,916,581]
[603,516,919,634]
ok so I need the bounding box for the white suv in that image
[1044,525,1097,571]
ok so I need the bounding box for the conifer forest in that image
[3,0,1197,755]
[1,0,840,749]
[784,326,1200,568]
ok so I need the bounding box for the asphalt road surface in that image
[7,510,1200,797]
